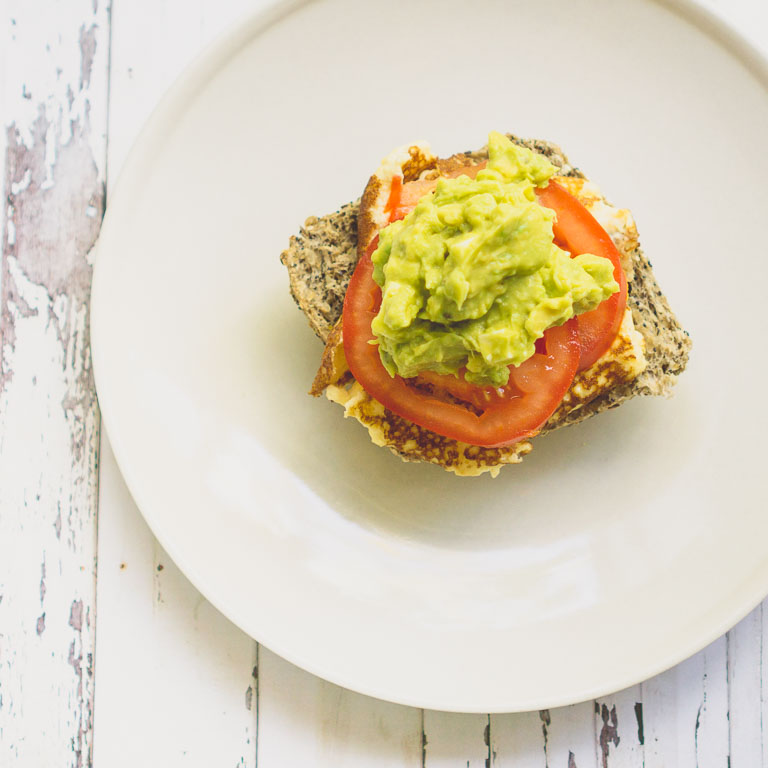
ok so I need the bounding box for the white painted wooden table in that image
[1,1,766,765]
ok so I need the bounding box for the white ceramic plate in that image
[91,0,768,712]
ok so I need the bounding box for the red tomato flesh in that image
[342,239,580,448]
[388,163,486,222]
[383,174,402,218]
[535,181,628,370]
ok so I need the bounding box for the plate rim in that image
[91,0,768,713]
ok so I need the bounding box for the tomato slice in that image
[383,174,402,218]
[387,163,486,222]
[535,181,628,370]
[415,369,513,412]
[342,239,580,447]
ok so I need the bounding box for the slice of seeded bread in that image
[280,137,691,444]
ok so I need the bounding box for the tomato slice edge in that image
[342,240,580,447]
[535,180,628,370]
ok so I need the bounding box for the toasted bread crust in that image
[357,144,437,257]
[401,145,439,183]
[357,174,382,258]
[310,320,346,396]
[325,377,533,478]
[280,203,359,341]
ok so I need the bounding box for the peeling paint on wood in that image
[257,647,421,767]
[633,703,643,746]
[592,686,643,767]
[540,709,551,766]
[643,637,729,768]
[597,704,619,768]
[489,709,545,766]
[69,599,84,632]
[0,0,109,765]
[422,711,488,768]
[727,606,763,767]
[91,457,260,767]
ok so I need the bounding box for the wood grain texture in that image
[492,703,599,768]
[727,606,763,766]
[642,636,729,768]
[539,704,598,768]
[0,1,108,764]
[593,686,644,768]
[422,711,488,768]
[762,604,768,768]
[92,439,259,768]
[91,0,267,765]
[490,710,547,768]
[257,648,422,768]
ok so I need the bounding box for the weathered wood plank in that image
[0,1,108,764]
[492,703,598,768]
[91,0,267,765]
[642,637,729,768]
[542,704,599,768]
[697,1,768,760]
[763,600,768,768]
[703,0,768,721]
[727,605,763,767]
[423,711,488,768]
[489,710,547,768]
[593,686,644,768]
[257,647,422,768]
[92,438,259,767]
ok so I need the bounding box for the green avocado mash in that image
[370,132,619,387]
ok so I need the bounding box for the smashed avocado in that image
[370,132,619,387]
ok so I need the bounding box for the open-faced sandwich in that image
[281,132,690,477]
